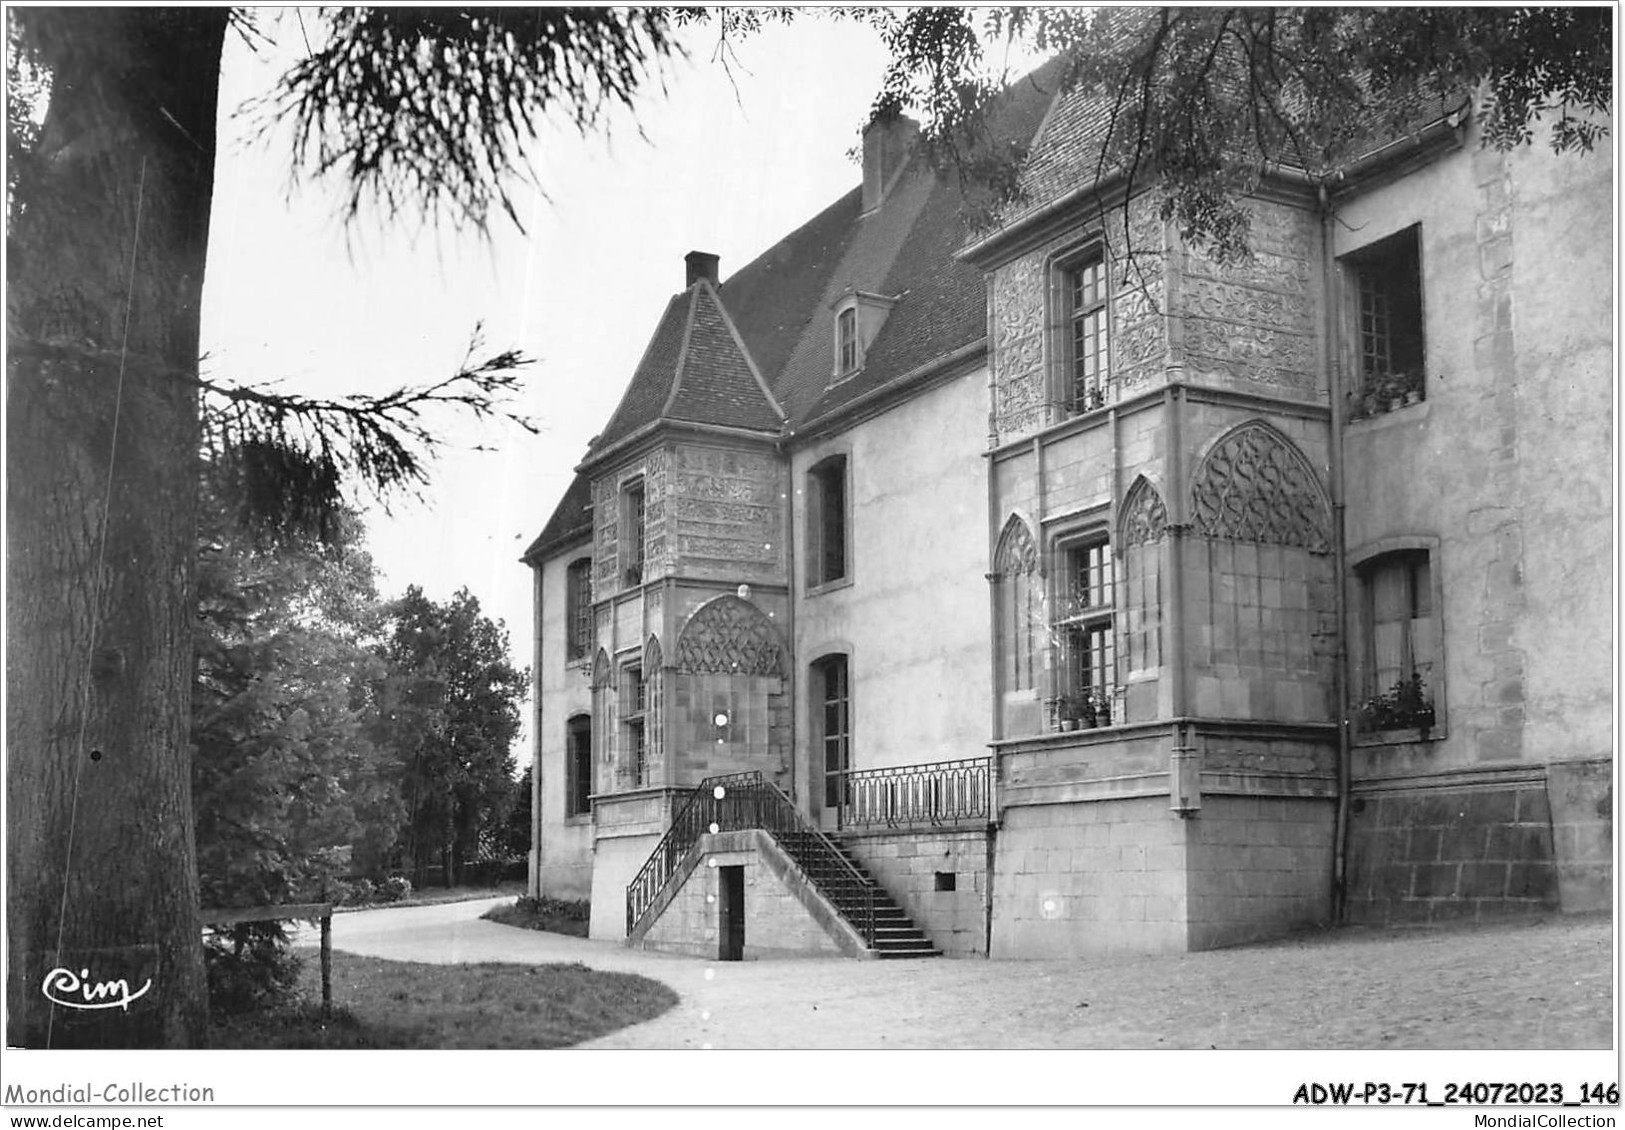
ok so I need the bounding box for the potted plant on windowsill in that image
[1359,671,1435,736]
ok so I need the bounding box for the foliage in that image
[377,586,529,887]
[866,7,1612,259]
[1360,672,1435,733]
[335,877,376,907]
[198,331,536,544]
[495,765,534,860]
[379,875,414,902]
[482,895,590,938]
[203,924,304,1017]
[192,488,403,914]
[258,8,681,232]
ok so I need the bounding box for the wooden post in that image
[320,913,332,1019]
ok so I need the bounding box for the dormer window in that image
[830,290,898,383]
[837,307,859,375]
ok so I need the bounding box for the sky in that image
[201,12,920,734]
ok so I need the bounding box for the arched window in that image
[643,636,664,785]
[994,517,1039,694]
[1119,477,1167,677]
[590,649,612,789]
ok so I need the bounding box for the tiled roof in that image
[665,283,784,432]
[591,281,785,456]
[530,64,1061,560]
[719,189,864,389]
[521,469,592,563]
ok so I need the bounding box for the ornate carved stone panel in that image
[1190,422,1330,551]
[670,446,782,573]
[992,253,1049,440]
[1113,200,1168,391]
[592,477,620,591]
[1179,202,1318,392]
[674,595,784,676]
[994,515,1039,574]
[1119,477,1168,547]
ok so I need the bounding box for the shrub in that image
[338,877,375,906]
[204,923,303,1016]
[379,875,413,902]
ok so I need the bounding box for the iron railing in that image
[625,771,876,946]
[836,756,992,830]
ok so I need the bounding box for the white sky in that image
[202,12,913,730]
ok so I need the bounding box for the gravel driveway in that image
[320,898,1612,1050]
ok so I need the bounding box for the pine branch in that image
[199,327,535,541]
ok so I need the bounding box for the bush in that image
[337,877,375,906]
[379,875,413,902]
[482,895,591,937]
[204,923,303,1016]
[526,895,590,921]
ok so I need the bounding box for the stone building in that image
[521,66,1612,959]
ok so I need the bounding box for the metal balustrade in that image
[836,756,992,830]
[625,771,876,946]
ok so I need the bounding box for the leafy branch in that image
[199,327,536,541]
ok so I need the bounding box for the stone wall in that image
[991,794,1189,957]
[532,541,596,900]
[1344,776,1559,924]
[1546,759,1612,913]
[635,831,852,959]
[843,828,990,956]
[1185,794,1334,948]
[1336,119,1612,917]
[791,371,994,806]
[588,829,660,941]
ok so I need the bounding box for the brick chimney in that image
[685,250,720,288]
[862,114,920,213]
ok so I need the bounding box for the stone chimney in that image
[862,114,920,213]
[685,250,720,288]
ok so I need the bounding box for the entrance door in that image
[718,866,745,961]
[813,654,850,830]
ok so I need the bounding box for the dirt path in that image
[322,899,1611,1050]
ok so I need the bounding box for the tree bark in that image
[6,9,229,1047]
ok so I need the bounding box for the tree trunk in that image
[6,9,229,1047]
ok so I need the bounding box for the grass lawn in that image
[210,950,677,1048]
[481,895,589,938]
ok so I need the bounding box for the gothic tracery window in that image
[995,517,1040,695]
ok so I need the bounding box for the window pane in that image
[1371,563,1408,623]
[1412,557,1432,616]
[1372,621,1405,689]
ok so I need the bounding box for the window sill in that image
[1353,726,1443,747]
[564,813,592,826]
[806,575,853,598]
[1346,398,1429,429]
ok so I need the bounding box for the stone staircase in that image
[827,837,940,959]
[625,771,941,958]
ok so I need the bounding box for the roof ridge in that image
[699,278,786,425]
